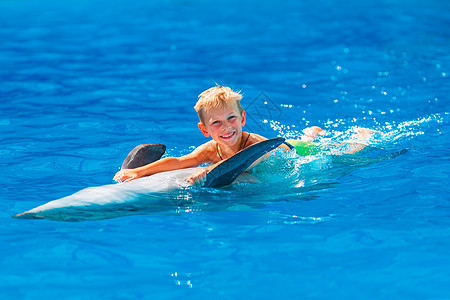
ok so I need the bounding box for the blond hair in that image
[194,84,243,124]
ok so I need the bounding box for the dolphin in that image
[13,138,285,221]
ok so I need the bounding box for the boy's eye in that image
[228,116,237,120]
[212,121,220,125]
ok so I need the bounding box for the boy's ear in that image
[241,110,246,126]
[198,122,210,137]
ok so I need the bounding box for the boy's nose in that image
[221,121,231,129]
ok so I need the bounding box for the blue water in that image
[1,0,449,298]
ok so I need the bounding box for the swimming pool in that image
[1,0,449,298]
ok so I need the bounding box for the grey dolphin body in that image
[13,138,285,221]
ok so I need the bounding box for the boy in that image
[113,85,293,186]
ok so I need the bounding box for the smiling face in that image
[198,102,246,149]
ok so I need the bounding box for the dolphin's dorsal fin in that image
[121,143,166,169]
[203,137,285,188]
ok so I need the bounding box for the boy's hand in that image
[113,169,140,183]
[185,167,209,186]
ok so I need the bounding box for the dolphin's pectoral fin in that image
[203,137,285,188]
[121,143,166,169]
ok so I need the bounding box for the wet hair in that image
[194,84,243,124]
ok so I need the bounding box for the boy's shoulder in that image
[246,132,291,150]
[196,139,217,151]
[190,140,220,163]
[246,132,267,146]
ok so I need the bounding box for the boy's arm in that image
[113,142,213,182]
